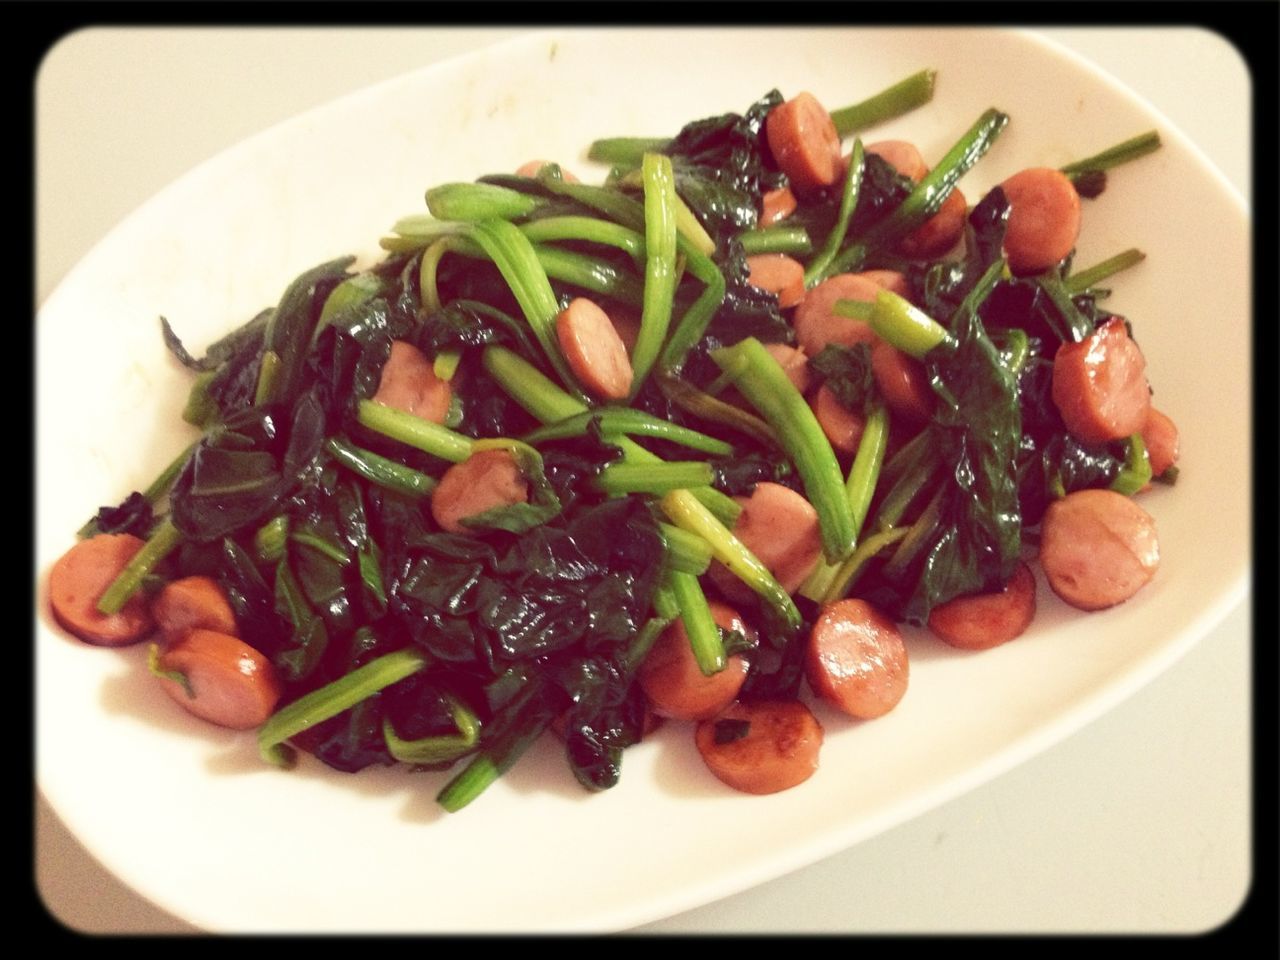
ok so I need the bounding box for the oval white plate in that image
[36,28,1249,934]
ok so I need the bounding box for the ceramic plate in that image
[35,28,1249,933]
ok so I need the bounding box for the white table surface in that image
[35,26,1252,935]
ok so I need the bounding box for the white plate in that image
[35,28,1249,934]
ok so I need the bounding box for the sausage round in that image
[898,187,968,259]
[871,338,935,422]
[707,482,824,602]
[637,601,753,720]
[1000,167,1082,275]
[1039,489,1159,611]
[153,628,283,730]
[806,599,909,719]
[695,700,823,795]
[48,533,154,646]
[372,340,453,425]
[555,297,634,401]
[792,273,882,357]
[766,92,842,194]
[759,186,798,226]
[1140,406,1180,478]
[431,448,530,535]
[927,561,1037,650]
[745,254,806,309]
[865,140,928,183]
[151,575,238,644]
[858,269,911,298]
[1051,318,1151,446]
[811,383,866,457]
[762,343,813,396]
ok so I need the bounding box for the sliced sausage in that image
[871,338,935,422]
[695,700,823,795]
[865,140,929,183]
[792,273,882,357]
[898,186,968,259]
[763,343,813,395]
[707,482,824,602]
[858,269,911,298]
[1000,167,1082,275]
[927,561,1037,650]
[151,575,238,644]
[431,448,530,534]
[153,628,282,730]
[766,92,841,194]
[811,383,866,457]
[759,186,797,226]
[515,159,579,183]
[1051,318,1151,446]
[606,304,642,356]
[372,340,453,425]
[637,601,753,720]
[555,297,634,400]
[48,533,154,647]
[1039,489,1159,611]
[806,598,909,720]
[1140,405,1180,478]
[745,254,806,309]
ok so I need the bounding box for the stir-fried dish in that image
[46,72,1176,806]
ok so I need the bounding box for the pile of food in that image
[46,71,1176,808]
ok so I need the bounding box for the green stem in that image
[259,648,430,767]
[522,408,732,457]
[1063,248,1146,295]
[425,182,545,221]
[1060,130,1161,175]
[1110,434,1153,496]
[831,69,938,137]
[654,373,781,451]
[587,136,672,165]
[382,697,480,765]
[596,461,714,497]
[520,216,645,264]
[710,338,855,563]
[820,526,910,603]
[630,153,680,396]
[95,517,181,615]
[356,399,474,463]
[739,225,813,257]
[326,437,437,498]
[805,138,864,285]
[821,108,1008,278]
[658,522,713,576]
[862,289,954,359]
[658,489,800,637]
[666,569,726,676]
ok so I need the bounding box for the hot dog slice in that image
[1140,406,1180,478]
[153,628,282,730]
[637,601,753,720]
[759,186,797,226]
[792,273,882,357]
[865,140,929,183]
[1039,489,1159,611]
[762,343,813,395]
[766,92,841,194]
[898,187,968,259]
[806,598,909,719]
[811,383,866,457]
[707,482,824,602]
[695,700,823,795]
[48,533,154,647]
[151,575,238,644]
[430,449,530,535]
[871,338,935,422]
[555,297,634,401]
[1000,167,1082,275]
[745,254,806,309]
[858,269,911,298]
[372,340,453,425]
[1051,318,1151,447]
[927,561,1037,650]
